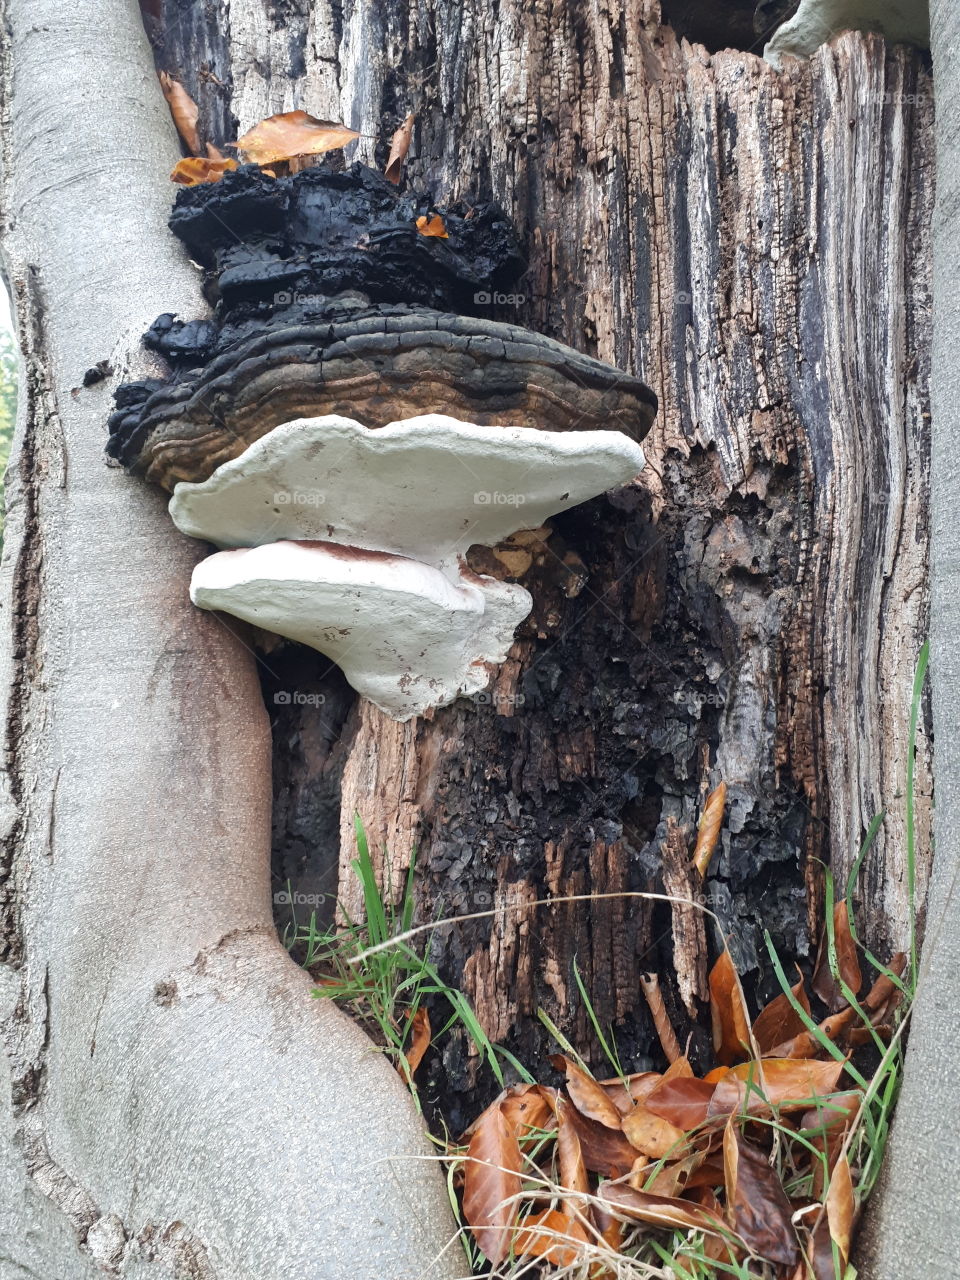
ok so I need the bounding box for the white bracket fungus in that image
[171,414,646,721]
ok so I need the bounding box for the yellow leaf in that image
[228,111,360,166]
[693,781,727,876]
[416,213,449,238]
[170,157,239,186]
[159,72,201,155]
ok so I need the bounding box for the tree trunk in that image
[157,0,932,1120]
[858,1,960,1273]
[0,2,456,1277]
[0,0,940,1273]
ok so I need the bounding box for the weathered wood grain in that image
[148,0,933,1117]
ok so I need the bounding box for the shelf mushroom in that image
[108,165,659,720]
[171,414,647,720]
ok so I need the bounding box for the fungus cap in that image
[191,540,531,721]
[169,414,646,573]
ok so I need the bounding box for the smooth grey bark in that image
[859,2,960,1275]
[0,1,457,1277]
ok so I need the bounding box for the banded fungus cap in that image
[191,541,531,721]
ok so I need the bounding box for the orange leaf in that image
[767,1006,858,1059]
[500,1083,553,1143]
[640,972,682,1063]
[515,1209,588,1267]
[622,1103,689,1159]
[693,781,727,876]
[724,1117,800,1267]
[813,902,863,1010]
[228,111,360,166]
[599,1071,661,1116]
[809,1155,857,1280]
[643,1149,707,1198]
[171,156,239,186]
[416,212,449,238]
[644,1076,716,1130]
[402,1006,431,1077]
[462,1103,523,1264]
[709,1057,847,1117]
[550,1055,623,1129]
[753,973,812,1053]
[556,1096,590,1198]
[598,1181,729,1238]
[863,953,907,1012]
[561,1103,641,1179]
[159,72,201,155]
[709,950,752,1065]
[384,111,415,184]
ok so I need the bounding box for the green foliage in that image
[284,815,533,1105]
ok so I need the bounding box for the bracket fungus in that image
[110,163,658,719]
[171,414,647,718]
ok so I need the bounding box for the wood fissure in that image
[145,0,932,1121]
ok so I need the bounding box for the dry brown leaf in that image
[384,111,415,184]
[723,1116,800,1267]
[753,973,812,1053]
[598,1181,729,1238]
[825,1155,856,1263]
[709,950,752,1065]
[159,72,201,155]
[693,781,727,876]
[402,1006,431,1077]
[515,1209,588,1267]
[663,1055,694,1081]
[205,142,225,160]
[500,1083,553,1143]
[640,972,682,1062]
[561,1103,641,1179]
[809,1154,857,1280]
[600,1071,661,1116]
[863,953,908,1012]
[709,1057,847,1118]
[813,902,863,1010]
[462,1103,523,1265]
[228,111,360,166]
[556,1096,590,1199]
[170,157,239,186]
[801,1092,862,1198]
[642,1149,707,1199]
[643,1076,716,1130]
[550,1055,623,1129]
[416,212,449,238]
[767,1006,858,1059]
[622,1103,688,1160]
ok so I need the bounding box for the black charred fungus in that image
[108,163,657,491]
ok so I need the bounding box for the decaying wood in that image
[659,818,708,1017]
[150,0,933,1118]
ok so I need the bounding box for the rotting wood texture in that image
[148,1,933,1125]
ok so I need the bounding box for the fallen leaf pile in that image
[433,917,908,1279]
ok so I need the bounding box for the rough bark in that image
[858,0,960,1272]
[0,1,456,1276]
[151,0,934,1120]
